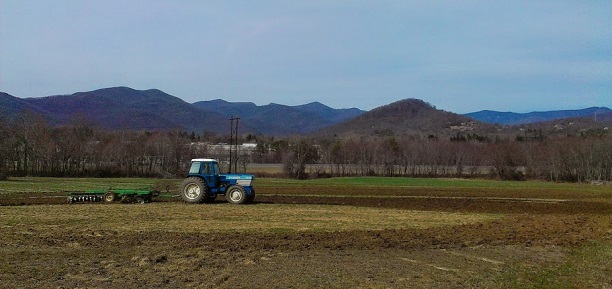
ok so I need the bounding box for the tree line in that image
[1,111,611,182]
[288,134,612,182]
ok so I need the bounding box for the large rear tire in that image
[226,185,248,204]
[180,177,209,204]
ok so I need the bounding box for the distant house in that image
[449,122,475,131]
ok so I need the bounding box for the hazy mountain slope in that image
[193,99,260,118]
[194,100,365,135]
[465,107,611,125]
[510,111,612,136]
[0,92,52,118]
[249,103,332,135]
[315,98,492,137]
[293,102,364,123]
[22,87,230,132]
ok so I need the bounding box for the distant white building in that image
[190,142,257,155]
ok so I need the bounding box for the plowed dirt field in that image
[1,179,611,288]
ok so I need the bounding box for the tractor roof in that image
[191,158,218,163]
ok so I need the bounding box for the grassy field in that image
[1,203,499,233]
[0,177,158,194]
[1,176,610,195]
[0,176,611,288]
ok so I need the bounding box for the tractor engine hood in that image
[220,174,254,187]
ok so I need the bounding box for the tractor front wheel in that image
[226,185,248,204]
[180,177,209,204]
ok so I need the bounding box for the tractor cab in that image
[180,158,255,204]
[188,159,220,188]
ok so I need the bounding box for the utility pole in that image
[229,116,240,173]
[234,116,240,173]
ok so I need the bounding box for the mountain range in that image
[0,87,363,136]
[1,87,609,136]
[192,99,362,135]
[465,107,612,125]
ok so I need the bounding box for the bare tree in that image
[0,116,10,179]
[282,138,319,179]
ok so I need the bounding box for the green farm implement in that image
[67,188,171,204]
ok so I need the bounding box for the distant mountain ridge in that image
[0,87,364,136]
[2,87,609,136]
[465,107,612,125]
[19,87,232,132]
[193,99,363,135]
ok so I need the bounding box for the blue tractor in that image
[180,158,255,204]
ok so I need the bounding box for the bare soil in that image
[1,186,611,288]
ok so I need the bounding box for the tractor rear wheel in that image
[226,185,248,204]
[180,177,209,204]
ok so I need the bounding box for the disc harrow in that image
[67,188,161,204]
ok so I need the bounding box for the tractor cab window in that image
[212,162,220,176]
[189,162,201,174]
[201,163,212,175]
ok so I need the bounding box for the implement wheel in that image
[226,185,248,204]
[180,177,209,204]
[103,192,117,203]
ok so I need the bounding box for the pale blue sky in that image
[1,1,610,113]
